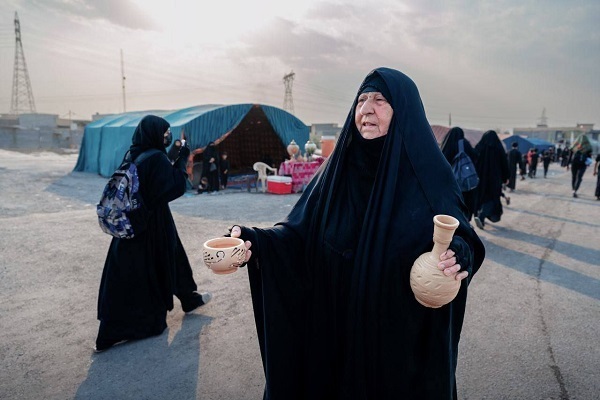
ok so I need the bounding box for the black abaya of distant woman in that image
[473,130,510,228]
[96,115,202,351]
[236,68,485,399]
[202,142,219,192]
[440,126,479,221]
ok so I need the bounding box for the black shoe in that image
[573,192,578,198]
[474,216,484,229]
[94,339,128,353]
[506,196,511,206]
[181,292,212,313]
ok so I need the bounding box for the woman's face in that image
[355,91,393,139]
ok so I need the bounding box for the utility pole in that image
[121,49,127,113]
[283,71,295,115]
[449,113,452,127]
[10,12,36,115]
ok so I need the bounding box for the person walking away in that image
[228,68,484,399]
[473,130,510,229]
[541,150,552,178]
[440,126,479,221]
[506,142,522,191]
[219,152,230,190]
[594,154,600,200]
[568,134,593,198]
[95,115,211,352]
[529,148,539,178]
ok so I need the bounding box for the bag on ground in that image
[452,139,479,192]
[96,149,161,239]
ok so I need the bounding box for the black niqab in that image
[242,68,485,399]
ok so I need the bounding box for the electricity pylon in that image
[10,12,36,115]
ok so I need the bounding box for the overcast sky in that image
[0,0,598,132]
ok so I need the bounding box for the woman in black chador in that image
[506,141,522,191]
[473,130,510,230]
[230,68,485,399]
[95,115,211,352]
[441,126,479,221]
[202,142,219,193]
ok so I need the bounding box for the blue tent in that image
[502,136,555,155]
[74,104,310,177]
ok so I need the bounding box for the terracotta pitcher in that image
[409,214,461,308]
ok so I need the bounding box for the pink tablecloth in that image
[279,161,322,192]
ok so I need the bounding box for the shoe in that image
[181,292,212,313]
[93,339,128,353]
[573,192,578,198]
[474,216,484,229]
[506,196,511,206]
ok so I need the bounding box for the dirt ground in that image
[0,149,598,399]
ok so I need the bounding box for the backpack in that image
[96,149,162,239]
[451,139,479,192]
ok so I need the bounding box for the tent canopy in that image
[74,104,309,177]
[502,136,555,155]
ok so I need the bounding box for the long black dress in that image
[238,68,485,399]
[202,142,219,192]
[506,146,522,190]
[474,131,510,227]
[96,116,198,349]
[441,127,479,221]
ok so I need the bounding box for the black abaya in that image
[96,116,198,349]
[441,127,479,221]
[507,147,522,190]
[239,68,485,399]
[474,131,510,226]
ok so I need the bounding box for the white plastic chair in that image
[253,162,278,193]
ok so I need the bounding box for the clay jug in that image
[409,214,460,308]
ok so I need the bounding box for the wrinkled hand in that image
[230,226,252,263]
[438,249,469,281]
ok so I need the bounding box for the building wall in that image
[512,126,591,145]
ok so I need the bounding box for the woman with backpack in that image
[95,115,211,352]
[440,126,479,221]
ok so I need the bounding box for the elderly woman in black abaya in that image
[229,68,485,399]
[472,130,510,230]
[202,142,219,193]
[95,115,211,352]
[441,127,479,221]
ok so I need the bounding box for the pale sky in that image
[0,0,598,132]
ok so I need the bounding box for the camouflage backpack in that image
[96,149,161,239]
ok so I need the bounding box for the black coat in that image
[240,68,485,399]
[97,116,196,344]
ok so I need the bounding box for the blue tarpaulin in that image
[502,136,555,155]
[74,104,309,177]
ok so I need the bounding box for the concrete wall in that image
[0,127,84,150]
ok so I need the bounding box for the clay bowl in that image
[202,237,246,275]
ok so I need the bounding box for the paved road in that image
[0,150,598,399]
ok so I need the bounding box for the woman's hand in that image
[438,249,469,281]
[230,225,252,263]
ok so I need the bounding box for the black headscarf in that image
[245,67,485,399]
[130,115,170,160]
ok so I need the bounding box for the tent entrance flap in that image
[192,105,288,175]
